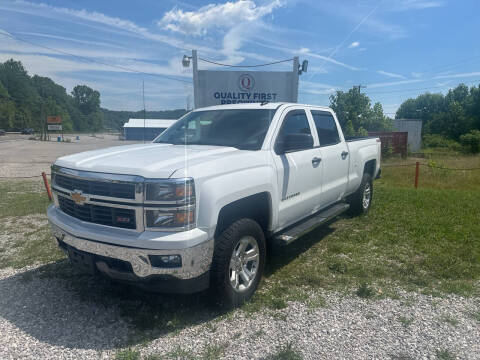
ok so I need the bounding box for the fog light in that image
[148,254,182,268]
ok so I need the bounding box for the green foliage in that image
[459,129,480,153]
[435,349,456,360]
[0,59,103,132]
[383,145,394,158]
[0,58,186,133]
[356,282,374,298]
[329,87,392,135]
[115,349,140,360]
[356,126,368,136]
[396,83,480,141]
[423,134,461,151]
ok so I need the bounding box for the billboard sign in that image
[195,70,297,108]
[47,124,62,131]
[191,51,300,109]
[47,116,62,124]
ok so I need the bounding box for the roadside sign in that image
[195,70,297,108]
[48,124,62,131]
[47,116,62,124]
[191,50,300,109]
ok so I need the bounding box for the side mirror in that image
[276,133,313,154]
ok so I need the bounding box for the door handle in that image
[341,151,349,159]
[312,157,322,166]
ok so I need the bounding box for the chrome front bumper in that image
[48,205,214,281]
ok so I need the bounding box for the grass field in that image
[246,154,480,310]
[1,153,479,343]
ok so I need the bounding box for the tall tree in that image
[395,83,480,140]
[329,87,392,136]
[71,85,100,115]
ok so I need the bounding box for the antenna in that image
[142,80,146,144]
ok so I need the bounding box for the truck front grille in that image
[55,174,135,199]
[58,196,136,229]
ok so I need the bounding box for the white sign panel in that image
[195,70,297,108]
[48,124,62,131]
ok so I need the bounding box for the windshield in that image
[154,109,275,150]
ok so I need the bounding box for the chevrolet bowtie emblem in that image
[70,190,88,205]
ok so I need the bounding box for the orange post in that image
[42,172,53,201]
[414,162,420,189]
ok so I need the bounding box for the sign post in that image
[46,116,63,141]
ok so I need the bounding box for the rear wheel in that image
[211,218,265,308]
[348,173,373,215]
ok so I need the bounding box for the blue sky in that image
[1,0,479,116]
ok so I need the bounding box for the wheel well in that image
[214,192,271,238]
[364,159,376,177]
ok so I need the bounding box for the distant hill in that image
[0,58,187,132]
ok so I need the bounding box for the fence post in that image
[42,172,53,201]
[414,162,420,189]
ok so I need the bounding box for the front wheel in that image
[348,173,373,215]
[210,218,266,308]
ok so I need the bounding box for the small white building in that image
[123,119,177,141]
[393,119,423,152]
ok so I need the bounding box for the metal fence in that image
[369,131,408,157]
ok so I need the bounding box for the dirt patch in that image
[0,134,138,178]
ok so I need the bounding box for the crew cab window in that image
[275,110,313,153]
[311,111,340,147]
[155,109,275,150]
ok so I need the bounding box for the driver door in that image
[272,108,323,230]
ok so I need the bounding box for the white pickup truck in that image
[47,103,381,306]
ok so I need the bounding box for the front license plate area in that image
[67,246,97,275]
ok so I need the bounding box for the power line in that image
[198,57,294,68]
[2,32,192,84]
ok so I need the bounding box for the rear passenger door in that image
[310,110,349,207]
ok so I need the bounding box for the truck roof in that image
[194,102,333,112]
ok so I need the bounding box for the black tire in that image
[348,173,373,215]
[211,218,266,308]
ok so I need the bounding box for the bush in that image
[356,126,368,136]
[460,130,480,154]
[422,134,461,151]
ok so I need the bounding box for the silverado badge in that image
[70,190,88,205]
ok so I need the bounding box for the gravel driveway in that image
[0,264,478,359]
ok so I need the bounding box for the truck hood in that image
[55,143,242,178]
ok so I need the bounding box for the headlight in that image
[144,178,196,231]
[145,178,195,204]
[145,207,195,230]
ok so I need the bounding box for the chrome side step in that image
[274,203,349,245]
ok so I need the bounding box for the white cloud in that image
[3,0,220,55]
[377,70,406,79]
[386,0,445,12]
[252,41,360,72]
[434,71,480,80]
[305,51,360,71]
[348,41,360,48]
[159,0,284,36]
[368,79,423,89]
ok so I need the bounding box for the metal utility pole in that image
[192,50,199,109]
[142,80,146,144]
[355,84,367,93]
[292,56,299,103]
